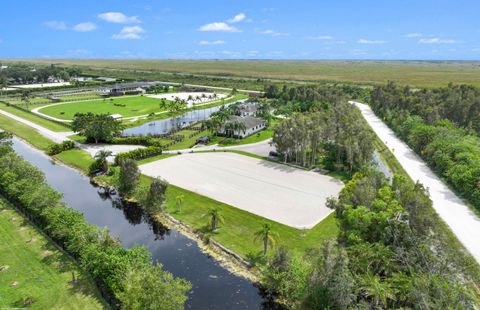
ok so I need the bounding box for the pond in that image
[12,138,278,310]
[122,100,244,136]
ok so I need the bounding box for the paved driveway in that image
[140,152,343,229]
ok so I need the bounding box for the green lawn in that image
[0,103,71,132]
[38,95,170,120]
[163,183,338,258]
[0,199,106,309]
[168,130,210,150]
[0,114,54,151]
[54,149,95,174]
[215,129,273,146]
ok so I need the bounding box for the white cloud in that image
[357,39,387,44]
[98,12,140,24]
[227,13,246,23]
[258,29,290,36]
[419,37,456,44]
[73,22,97,32]
[309,35,334,40]
[405,33,423,38]
[112,26,145,40]
[44,20,67,30]
[246,50,259,57]
[198,22,241,32]
[199,40,226,45]
[221,50,242,57]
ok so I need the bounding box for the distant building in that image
[96,77,118,82]
[235,102,259,117]
[71,76,93,82]
[217,115,266,138]
[103,82,162,96]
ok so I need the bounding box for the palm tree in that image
[159,99,168,110]
[254,223,278,256]
[21,90,31,109]
[175,194,184,212]
[204,208,224,231]
[359,272,394,307]
[95,150,112,172]
[0,76,7,97]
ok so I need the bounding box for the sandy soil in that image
[12,82,71,89]
[140,152,343,229]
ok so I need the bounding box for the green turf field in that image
[0,199,105,309]
[38,95,169,120]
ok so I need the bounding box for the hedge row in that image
[0,137,190,309]
[114,146,163,165]
[47,140,75,155]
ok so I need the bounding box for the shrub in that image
[47,140,75,155]
[114,146,163,165]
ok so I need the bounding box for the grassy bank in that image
[0,198,106,309]
[0,103,70,132]
[0,113,53,151]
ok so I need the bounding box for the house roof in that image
[110,81,162,91]
[237,103,258,113]
[227,115,265,129]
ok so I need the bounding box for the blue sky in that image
[0,0,479,60]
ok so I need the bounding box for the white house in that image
[235,102,259,117]
[217,115,266,138]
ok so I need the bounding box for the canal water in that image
[11,138,275,310]
[122,101,244,137]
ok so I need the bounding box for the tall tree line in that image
[272,100,374,175]
[371,81,480,134]
[370,82,480,208]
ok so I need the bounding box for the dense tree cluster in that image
[272,101,374,174]
[263,170,478,309]
[371,82,480,208]
[371,82,480,134]
[0,63,80,84]
[0,134,190,309]
[264,83,370,115]
[72,113,122,144]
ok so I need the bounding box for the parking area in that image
[139,152,344,229]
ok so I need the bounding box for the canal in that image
[12,138,275,310]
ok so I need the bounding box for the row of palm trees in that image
[204,208,277,256]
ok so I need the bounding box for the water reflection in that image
[11,138,277,310]
[122,101,243,136]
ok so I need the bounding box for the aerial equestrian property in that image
[1,2,480,309]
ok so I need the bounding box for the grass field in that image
[0,103,71,132]
[0,199,105,309]
[54,149,95,174]
[0,114,54,151]
[38,95,169,120]
[6,59,480,88]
